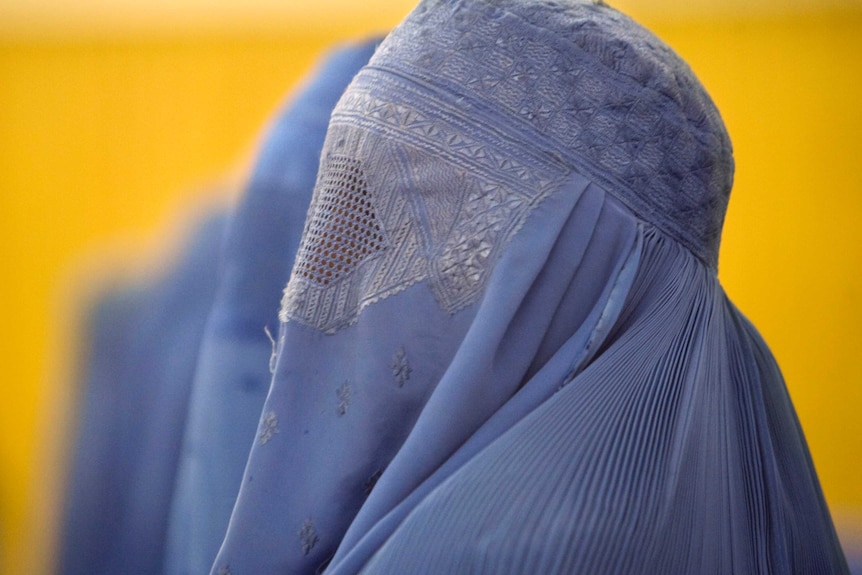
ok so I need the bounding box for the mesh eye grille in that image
[295,156,385,286]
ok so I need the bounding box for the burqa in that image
[214,1,849,573]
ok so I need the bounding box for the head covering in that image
[59,210,225,575]
[163,40,378,575]
[213,1,849,573]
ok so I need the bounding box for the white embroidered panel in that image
[280,70,569,334]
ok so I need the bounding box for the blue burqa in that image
[164,40,378,575]
[59,211,225,575]
[213,1,850,573]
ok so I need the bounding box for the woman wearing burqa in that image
[213,0,850,573]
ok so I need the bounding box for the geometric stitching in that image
[370,0,734,267]
[279,70,569,334]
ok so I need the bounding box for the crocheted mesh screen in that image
[293,155,385,287]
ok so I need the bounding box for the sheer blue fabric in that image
[213,1,849,573]
[59,211,225,575]
[163,41,378,575]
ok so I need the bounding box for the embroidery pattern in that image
[299,518,320,556]
[368,0,733,266]
[391,347,412,388]
[336,381,351,416]
[281,70,568,333]
[258,411,280,445]
[217,566,232,575]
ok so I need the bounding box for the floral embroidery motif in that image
[299,518,320,556]
[336,381,351,416]
[258,411,280,445]
[391,347,412,388]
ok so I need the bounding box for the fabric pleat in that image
[354,226,847,575]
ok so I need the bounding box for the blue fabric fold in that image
[353,225,847,574]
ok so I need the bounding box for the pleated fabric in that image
[163,40,378,575]
[213,1,850,573]
[352,226,847,575]
[58,211,225,575]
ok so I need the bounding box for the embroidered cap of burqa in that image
[214,1,850,573]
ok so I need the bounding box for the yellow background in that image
[1,1,859,572]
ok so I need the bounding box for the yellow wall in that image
[0,29,382,574]
[0,3,859,572]
[680,8,862,554]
